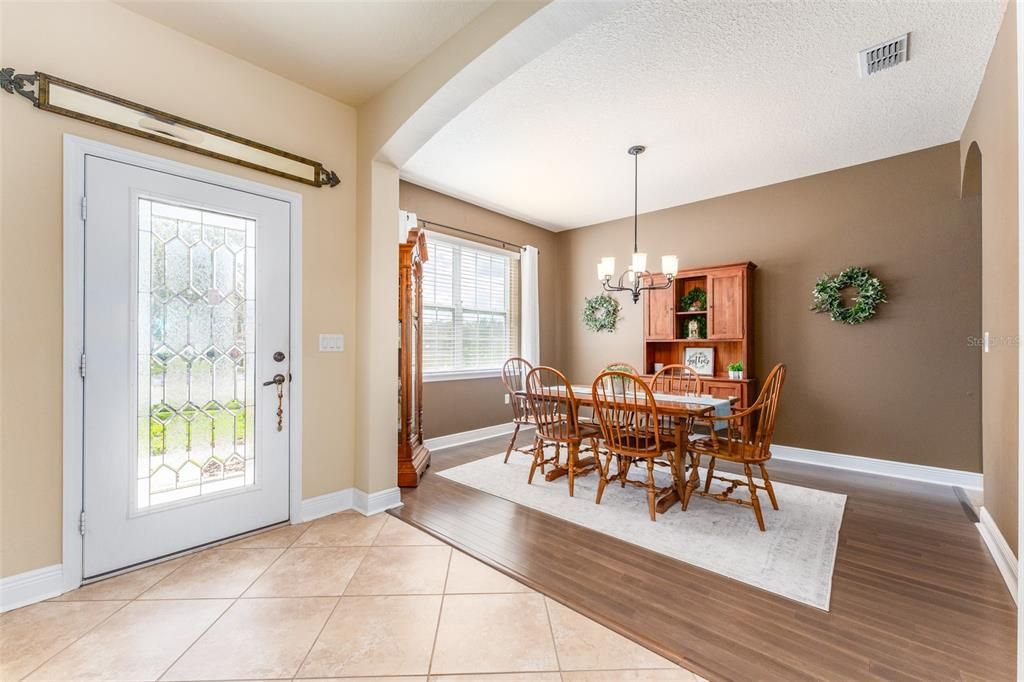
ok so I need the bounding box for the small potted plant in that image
[680,287,706,312]
[728,361,744,379]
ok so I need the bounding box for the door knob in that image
[263,374,286,386]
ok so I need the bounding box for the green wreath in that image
[583,293,621,333]
[810,266,887,325]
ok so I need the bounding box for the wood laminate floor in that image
[392,433,1017,682]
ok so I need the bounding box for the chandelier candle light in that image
[598,145,678,303]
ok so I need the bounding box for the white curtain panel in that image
[521,245,540,366]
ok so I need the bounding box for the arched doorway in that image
[961,140,984,515]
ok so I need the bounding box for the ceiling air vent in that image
[858,33,909,77]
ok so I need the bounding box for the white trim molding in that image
[299,487,403,522]
[424,429,983,490]
[771,444,984,490]
[354,487,404,516]
[1,565,64,613]
[299,489,355,523]
[425,422,521,451]
[977,507,1018,603]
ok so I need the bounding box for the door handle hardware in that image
[263,374,286,386]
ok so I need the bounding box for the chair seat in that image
[688,436,770,463]
[606,432,676,457]
[537,420,600,442]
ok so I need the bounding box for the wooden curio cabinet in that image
[398,227,430,487]
[643,262,757,407]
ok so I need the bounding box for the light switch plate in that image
[319,334,344,352]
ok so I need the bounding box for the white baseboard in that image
[299,488,354,522]
[771,444,984,490]
[976,506,1018,603]
[299,486,402,522]
[353,487,403,516]
[0,564,63,613]
[425,422,520,451]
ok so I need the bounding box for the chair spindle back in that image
[650,364,702,396]
[501,357,533,423]
[592,371,663,456]
[715,363,786,460]
[526,366,581,443]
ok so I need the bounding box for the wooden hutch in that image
[643,262,757,406]
[397,227,430,487]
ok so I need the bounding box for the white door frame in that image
[61,134,304,592]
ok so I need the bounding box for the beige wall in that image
[0,1,357,578]
[352,2,548,493]
[560,143,983,475]
[399,181,562,439]
[961,1,1019,554]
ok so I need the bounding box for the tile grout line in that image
[154,595,233,682]
[542,594,565,675]
[292,524,379,678]
[154,535,295,680]
[16,599,134,680]
[290,595,343,680]
[425,548,455,677]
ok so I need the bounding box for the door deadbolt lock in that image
[273,351,286,362]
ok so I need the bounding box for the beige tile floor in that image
[0,512,706,682]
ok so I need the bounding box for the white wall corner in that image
[0,564,64,613]
[976,507,1018,603]
[299,488,355,523]
[353,487,403,516]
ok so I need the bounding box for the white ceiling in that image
[402,0,1007,231]
[117,1,494,106]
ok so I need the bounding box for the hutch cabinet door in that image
[645,275,675,340]
[708,268,745,339]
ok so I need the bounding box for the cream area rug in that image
[439,451,847,611]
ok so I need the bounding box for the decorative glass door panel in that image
[137,199,256,509]
[83,154,290,578]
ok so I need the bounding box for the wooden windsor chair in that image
[683,363,787,531]
[525,367,601,497]
[591,371,686,521]
[649,363,703,438]
[650,364,702,395]
[501,357,537,463]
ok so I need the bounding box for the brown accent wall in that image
[960,1,1018,554]
[399,181,562,439]
[560,143,982,474]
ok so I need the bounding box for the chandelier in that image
[597,145,678,303]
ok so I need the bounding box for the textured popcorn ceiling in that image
[402,0,1007,231]
[117,1,493,106]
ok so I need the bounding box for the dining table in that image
[518,384,736,513]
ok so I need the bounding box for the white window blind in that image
[422,231,520,378]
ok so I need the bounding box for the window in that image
[422,231,520,379]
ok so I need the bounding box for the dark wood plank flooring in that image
[392,433,1016,681]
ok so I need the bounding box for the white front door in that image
[82,155,291,578]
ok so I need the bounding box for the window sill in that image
[424,370,502,383]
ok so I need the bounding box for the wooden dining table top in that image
[516,385,736,418]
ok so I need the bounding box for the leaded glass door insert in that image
[137,199,256,509]
[82,154,290,579]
